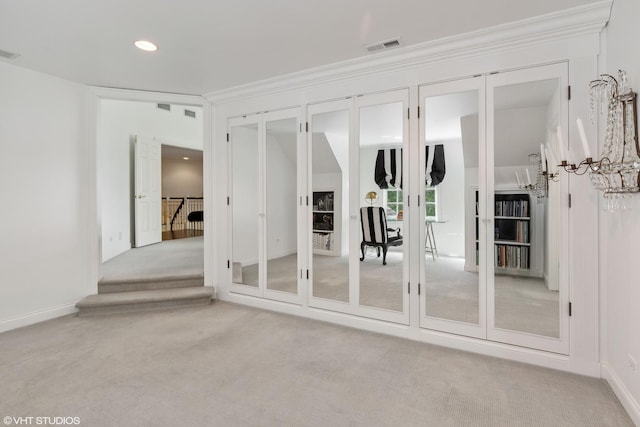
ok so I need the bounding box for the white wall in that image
[601,0,640,422]
[0,62,87,331]
[162,156,203,197]
[99,100,202,261]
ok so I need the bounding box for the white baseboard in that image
[0,303,78,334]
[602,362,640,426]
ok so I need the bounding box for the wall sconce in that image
[515,153,548,199]
[365,191,378,206]
[555,70,639,211]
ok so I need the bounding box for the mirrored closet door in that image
[486,64,569,354]
[307,90,409,324]
[418,64,569,354]
[228,108,304,304]
[419,77,487,338]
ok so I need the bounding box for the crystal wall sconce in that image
[555,70,639,211]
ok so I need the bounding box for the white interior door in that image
[134,135,162,247]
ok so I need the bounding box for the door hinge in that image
[417,195,420,206]
[306,122,309,132]
[407,196,410,207]
[568,85,571,101]
[227,196,230,206]
[227,260,230,269]
[569,302,572,316]
[417,106,421,119]
[306,195,309,206]
[306,269,309,279]
[226,133,229,142]
[418,283,421,296]
[407,108,410,120]
[408,282,410,294]
[568,193,572,208]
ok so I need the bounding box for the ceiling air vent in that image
[184,109,196,118]
[0,49,20,60]
[364,38,403,54]
[157,103,171,111]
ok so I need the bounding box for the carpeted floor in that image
[101,237,204,282]
[0,302,632,426]
[241,250,559,337]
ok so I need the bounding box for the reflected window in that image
[425,187,438,220]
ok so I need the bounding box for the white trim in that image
[0,303,78,334]
[602,362,640,426]
[205,1,611,103]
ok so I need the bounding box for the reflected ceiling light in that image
[183,157,189,160]
[134,40,158,52]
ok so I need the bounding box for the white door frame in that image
[86,87,212,295]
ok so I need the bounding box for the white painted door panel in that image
[134,135,162,247]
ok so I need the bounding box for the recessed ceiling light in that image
[183,157,189,160]
[134,40,158,52]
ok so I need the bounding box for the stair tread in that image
[77,286,213,308]
[99,273,204,285]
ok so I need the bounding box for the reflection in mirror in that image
[493,78,560,338]
[311,110,349,302]
[423,90,480,324]
[358,101,404,311]
[266,118,298,294]
[231,123,259,287]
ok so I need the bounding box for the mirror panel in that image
[492,78,560,338]
[358,101,404,311]
[266,117,298,295]
[311,110,350,302]
[231,123,260,287]
[423,90,480,324]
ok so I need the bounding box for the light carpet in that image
[0,302,631,427]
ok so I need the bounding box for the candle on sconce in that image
[515,171,522,187]
[545,146,556,172]
[525,168,532,185]
[540,144,547,173]
[576,117,592,160]
[556,125,566,163]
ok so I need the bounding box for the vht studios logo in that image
[3,416,81,425]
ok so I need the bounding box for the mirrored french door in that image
[419,63,570,354]
[308,90,410,324]
[228,108,304,304]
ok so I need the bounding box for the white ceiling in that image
[0,0,594,95]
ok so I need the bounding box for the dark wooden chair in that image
[359,207,402,265]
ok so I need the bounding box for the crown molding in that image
[205,0,612,104]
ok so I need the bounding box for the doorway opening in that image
[98,99,204,285]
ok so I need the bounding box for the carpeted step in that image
[98,274,204,294]
[76,287,214,317]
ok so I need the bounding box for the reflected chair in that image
[187,210,203,231]
[360,206,403,265]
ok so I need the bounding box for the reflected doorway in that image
[98,99,205,284]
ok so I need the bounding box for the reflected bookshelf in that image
[474,190,533,275]
[312,191,335,254]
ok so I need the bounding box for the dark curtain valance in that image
[374,145,446,190]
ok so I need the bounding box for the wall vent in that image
[157,103,171,111]
[0,49,20,60]
[364,38,403,54]
[184,109,196,118]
